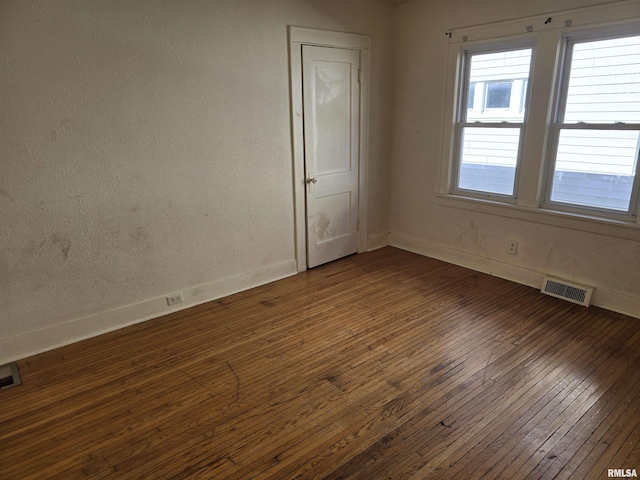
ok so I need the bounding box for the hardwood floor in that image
[2,247,639,479]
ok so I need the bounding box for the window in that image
[546,35,640,214]
[485,81,512,109]
[441,3,640,228]
[454,47,533,198]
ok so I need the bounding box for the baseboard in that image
[590,288,640,320]
[0,259,298,365]
[367,232,390,251]
[389,232,640,320]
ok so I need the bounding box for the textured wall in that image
[0,0,394,361]
[390,0,640,317]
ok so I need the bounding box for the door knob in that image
[307,177,317,184]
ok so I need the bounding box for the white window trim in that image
[438,0,640,241]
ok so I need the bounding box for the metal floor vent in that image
[541,277,593,307]
[0,363,21,391]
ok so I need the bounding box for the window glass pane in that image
[550,129,639,211]
[564,35,640,123]
[485,82,512,108]
[466,48,532,122]
[458,127,520,195]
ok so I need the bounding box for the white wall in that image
[0,0,395,364]
[390,0,640,318]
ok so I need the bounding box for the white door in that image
[302,45,361,268]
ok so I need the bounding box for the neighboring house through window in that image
[440,1,640,229]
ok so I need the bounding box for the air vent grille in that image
[0,363,21,391]
[541,277,593,307]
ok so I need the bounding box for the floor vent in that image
[0,363,21,391]
[541,277,593,307]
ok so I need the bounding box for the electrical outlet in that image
[508,240,518,255]
[166,293,184,306]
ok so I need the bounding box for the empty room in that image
[1,0,639,478]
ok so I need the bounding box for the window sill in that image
[434,193,640,242]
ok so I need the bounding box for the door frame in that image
[288,26,371,272]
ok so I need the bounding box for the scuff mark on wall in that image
[22,235,72,261]
[457,221,478,245]
[50,235,72,260]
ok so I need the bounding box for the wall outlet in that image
[507,240,518,255]
[166,293,184,306]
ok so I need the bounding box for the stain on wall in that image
[129,226,153,251]
[50,235,72,260]
[20,235,72,261]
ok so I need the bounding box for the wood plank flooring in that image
[1,247,639,479]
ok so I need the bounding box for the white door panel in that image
[303,45,360,268]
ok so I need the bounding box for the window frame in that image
[541,31,640,219]
[438,1,640,235]
[451,41,535,202]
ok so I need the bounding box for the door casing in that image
[288,26,371,272]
